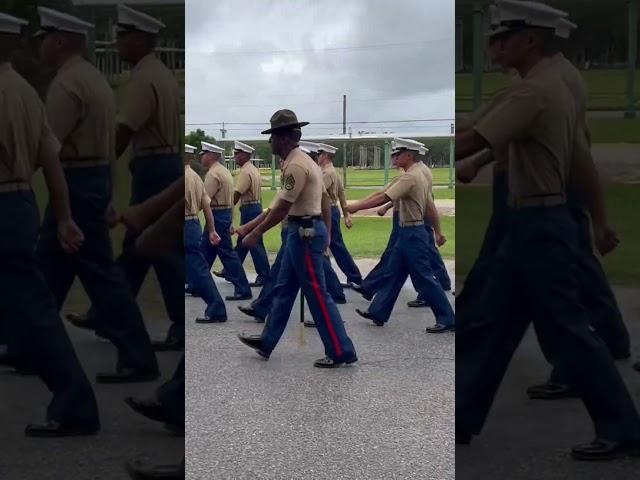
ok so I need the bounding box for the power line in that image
[185,119,454,126]
[186,95,450,108]
[190,39,449,57]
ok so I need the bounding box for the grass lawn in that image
[258,215,455,260]
[259,167,454,188]
[31,157,455,262]
[588,118,640,143]
[456,184,640,285]
[456,69,639,112]
[200,192,456,259]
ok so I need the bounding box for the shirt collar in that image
[59,54,84,73]
[133,53,155,74]
[525,56,553,80]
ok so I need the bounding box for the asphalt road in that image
[186,259,456,480]
[0,276,183,480]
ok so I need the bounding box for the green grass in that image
[588,118,640,143]
[456,184,640,285]
[258,167,454,188]
[456,69,639,112]
[260,216,455,260]
[201,194,456,259]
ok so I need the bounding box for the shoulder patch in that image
[283,174,295,191]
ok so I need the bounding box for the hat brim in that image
[261,121,310,134]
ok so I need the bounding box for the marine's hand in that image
[105,203,120,228]
[58,219,85,254]
[344,213,353,229]
[594,224,619,256]
[242,231,259,248]
[209,230,221,246]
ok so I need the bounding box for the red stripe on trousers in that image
[304,244,343,358]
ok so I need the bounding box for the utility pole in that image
[449,123,455,189]
[220,122,226,138]
[342,95,347,187]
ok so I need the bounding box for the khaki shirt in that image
[118,53,181,157]
[416,161,433,198]
[204,162,234,208]
[321,163,347,208]
[385,162,429,224]
[0,62,60,188]
[474,58,576,202]
[185,165,209,216]
[45,55,115,165]
[235,161,262,204]
[550,53,592,208]
[277,147,323,216]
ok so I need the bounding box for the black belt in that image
[288,215,322,222]
[0,180,30,193]
[508,193,566,209]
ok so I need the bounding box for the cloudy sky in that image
[186,0,454,140]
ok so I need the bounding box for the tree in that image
[185,129,216,149]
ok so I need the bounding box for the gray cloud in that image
[186,0,454,139]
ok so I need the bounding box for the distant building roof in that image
[72,0,181,6]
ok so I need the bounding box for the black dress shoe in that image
[0,354,36,375]
[25,420,99,438]
[0,353,16,368]
[126,458,184,480]
[355,308,383,326]
[407,299,428,308]
[184,287,200,298]
[249,280,265,288]
[612,351,630,360]
[238,305,265,322]
[195,317,226,324]
[426,323,455,334]
[351,284,373,301]
[65,312,97,331]
[333,297,347,305]
[303,319,316,328]
[237,334,270,359]
[527,381,578,400]
[225,293,252,301]
[96,368,160,384]
[313,355,358,368]
[152,338,184,352]
[340,282,352,289]
[634,361,640,372]
[571,438,640,461]
[456,430,472,445]
[125,396,169,424]
[213,270,227,279]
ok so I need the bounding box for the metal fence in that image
[95,40,184,83]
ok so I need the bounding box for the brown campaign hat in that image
[261,109,310,134]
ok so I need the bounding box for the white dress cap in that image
[117,4,165,34]
[234,141,255,154]
[554,17,577,39]
[185,144,197,154]
[0,12,28,35]
[299,141,321,153]
[36,7,94,36]
[391,138,425,154]
[317,143,338,154]
[494,0,568,31]
[200,141,224,155]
